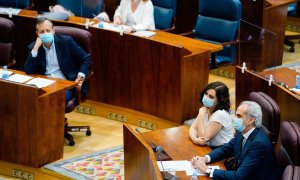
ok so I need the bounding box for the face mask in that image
[39,33,54,44]
[202,95,215,108]
[233,117,246,132]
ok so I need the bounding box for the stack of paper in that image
[25,78,56,88]
[157,160,220,176]
[8,74,33,83]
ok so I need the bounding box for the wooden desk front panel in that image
[235,66,300,125]
[0,80,66,167]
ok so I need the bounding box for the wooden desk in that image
[6,10,221,124]
[123,124,225,180]
[235,66,300,125]
[0,70,76,168]
[240,0,296,71]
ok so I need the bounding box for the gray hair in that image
[240,101,262,128]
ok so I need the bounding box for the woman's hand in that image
[113,16,122,26]
[193,137,209,145]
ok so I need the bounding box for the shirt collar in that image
[43,41,55,51]
[243,127,255,140]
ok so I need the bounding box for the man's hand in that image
[75,75,85,85]
[113,16,122,26]
[33,37,43,51]
[191,156,208,173]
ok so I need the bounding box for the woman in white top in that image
[113,0,155,33]
[189,82,234,148]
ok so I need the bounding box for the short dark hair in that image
[36,17,53,29]
[200,81,230,112]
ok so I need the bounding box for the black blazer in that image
[24,34,91,97]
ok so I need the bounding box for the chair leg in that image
[64,130,75,146]
[284,38,295,52]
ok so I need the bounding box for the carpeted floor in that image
[44,146,124,180]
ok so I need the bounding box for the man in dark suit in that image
[24,17,90,102]
[191,101,279,180]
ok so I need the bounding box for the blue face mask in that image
[202,95,215,108]
[39,33,54,44]
[233,117,246,132]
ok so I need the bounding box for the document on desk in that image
[157,160,220,176]
[93,22,121,32]
[0,7,21,15]
[8,74,33,83]
[132,31,156,38]
[25,78,56,88]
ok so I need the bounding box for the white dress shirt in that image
[31,43,66,79]
[114,0,155,31]
[31,42,85,79]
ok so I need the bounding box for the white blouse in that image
[203,110,234,147]
[114,0,155,31]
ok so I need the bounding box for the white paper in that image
[0,7,21,15]
[25,78,55,88]
[132,31,156,38]
[8,74,33,83]
[157,160,220,177]
[186,164,220,176]
[157,160,188,171]
[93,22,133,33]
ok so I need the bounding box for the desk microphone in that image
[157,153,179,180]
[156,146,166,154]
[157,154,168,180]
[135,128,157,150]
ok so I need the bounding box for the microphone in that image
[157,153,178,180]
[156,146,166,154]
[157,154,168,180]
[135,128,157,150]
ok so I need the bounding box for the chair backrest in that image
[194,0,241,64]
[152,0,177,30]
[282,165,300,180]
[248,92,280,146]
[56,0,103,18]
[54,26,92,54]
[0,0,31,8]
[195,0,241,43]
[0,17,15,67]
[280,121,300,166]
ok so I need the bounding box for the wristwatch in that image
[205,168,211,175]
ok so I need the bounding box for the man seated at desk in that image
[191,101,279,179]
[24,17,91,103]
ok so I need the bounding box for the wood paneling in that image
[0,71,76,167]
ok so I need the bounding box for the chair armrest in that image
[220,40,239,46]
[75,71,94,104]
[180,30,195,37]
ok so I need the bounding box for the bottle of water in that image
[296,75,300,89]
[191,172,198,180]
[98,17,104,28]
[2,66,9,80]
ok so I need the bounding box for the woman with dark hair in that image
[189,81,234,147]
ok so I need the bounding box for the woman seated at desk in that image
[189,81,234,148]
[98,0,155,33]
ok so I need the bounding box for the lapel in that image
[54,34,63,66]
[240,128,260,157]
